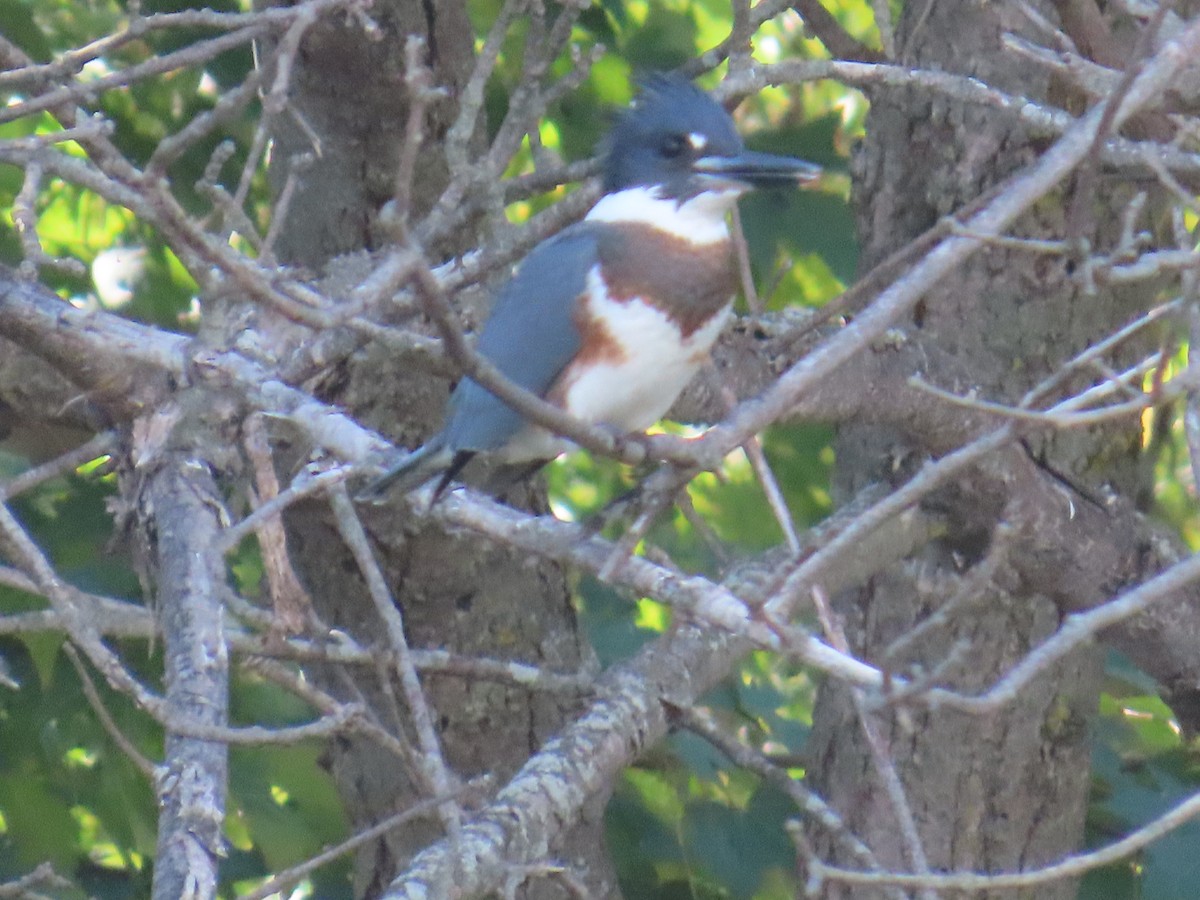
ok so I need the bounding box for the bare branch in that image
[816,787,1200,890]
[436,487,884,685]
[328,488,464,839]
[790,0,885,63]
[677,706,905,898]
[140,458,229,900]
[0,432,115,499]
[809,586,935,899]
[700,19,1200,468]
[0,863,74,898]
[239,778,490,900]
[932,547,1200,714]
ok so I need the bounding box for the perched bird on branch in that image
[361,73,820,501]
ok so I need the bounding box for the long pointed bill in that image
[693,149,822,188]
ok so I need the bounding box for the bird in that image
[360,73,821,501]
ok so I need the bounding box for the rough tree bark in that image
[139,454,230,900]
[806,0,1170,894]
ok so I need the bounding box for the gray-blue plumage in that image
[443,228,596,452]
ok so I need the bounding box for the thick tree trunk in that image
[261,0,468,266]
[259,1,617,896]
[806,1,1164,894]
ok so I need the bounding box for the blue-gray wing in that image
[442,225,598,452]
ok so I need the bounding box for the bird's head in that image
[601,73,821,201]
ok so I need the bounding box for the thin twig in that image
[245,657,424,776]
[930,547,1200,715]
[238,779,489,900]
[809,585,936,898]
[0,863,74,898]
[819,787,1200,890]
[218,462,355,553]
[64,644,157,778]
[0,432,115,500]
[789,0,884,63]
[327,487,463,839]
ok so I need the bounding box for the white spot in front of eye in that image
[687,132,707,152]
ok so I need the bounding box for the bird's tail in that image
[356,436,453,502]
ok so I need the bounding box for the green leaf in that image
[228,744,348,872]
[683,785,796,897]
[667,730,731,784]
[578,575,656,668]
[0,772,80,870]
[607,777,686,893]
[20,632,63,691]
[1079,862,1139,900]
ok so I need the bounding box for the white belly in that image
[501,267,731,462]
[563,277,730,429]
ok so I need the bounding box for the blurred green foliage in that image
[1,0,1198,897]
[1080,653,1200,899]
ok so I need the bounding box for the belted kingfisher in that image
[363,73,820,500]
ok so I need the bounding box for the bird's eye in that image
[660,134,689,158]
